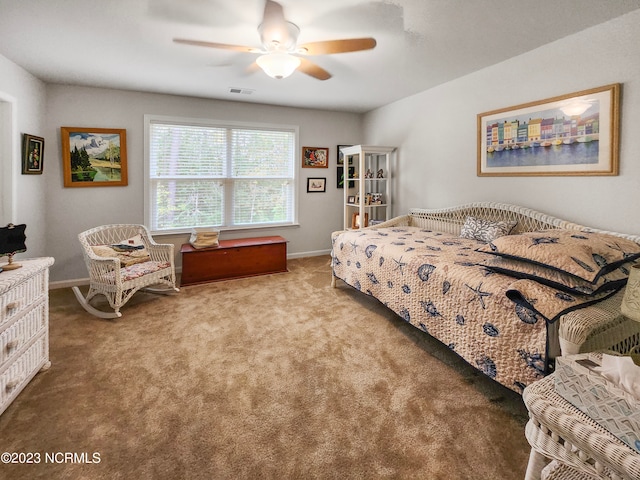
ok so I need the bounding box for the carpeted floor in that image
[0,256,531,479]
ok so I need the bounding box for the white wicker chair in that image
[72,224,179,319]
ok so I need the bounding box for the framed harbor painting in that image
[61,127,128,187]
[477,84,620,176]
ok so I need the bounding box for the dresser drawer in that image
[0,299,47,368]
[0,333,48,415]
[0,269,47,328]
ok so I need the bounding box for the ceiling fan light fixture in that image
[256,53,301,79]
[258,21,300,51]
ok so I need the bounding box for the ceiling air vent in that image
[228,88,254,95]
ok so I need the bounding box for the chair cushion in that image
[120,261,171,281]
[101,261,171,282]
[91,244,150,267]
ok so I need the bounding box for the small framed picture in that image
[347,195,356,204]
[22,134,45,174]
[307,177,326,192]
[302,146,329,168]
[351,212,369,229]
[337,166,355,189]
[337,145,353,165]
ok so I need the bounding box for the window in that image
[145,115,298,234]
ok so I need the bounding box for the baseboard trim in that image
[286,249,331,259]
[49,250,332,289]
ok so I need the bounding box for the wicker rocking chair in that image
[72,224,179,319]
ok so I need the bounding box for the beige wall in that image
[0,54,48,257]
[363,10,640,235]
[43,86,362,283]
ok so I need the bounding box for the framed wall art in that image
[351,212,368,229]
[337,145,353,165]
[307,177,326,193]
[337,144,354,188]
[337,166,355,189]
[302,146,329,168]
[60,127,128,187]
[22,134,45,174]
[477,83,620,176]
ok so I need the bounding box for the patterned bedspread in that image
[331,227,618,393]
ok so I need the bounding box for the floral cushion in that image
[116,261,171,282]
[460,216,517,243]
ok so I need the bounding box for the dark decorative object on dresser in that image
[0,223,27,270]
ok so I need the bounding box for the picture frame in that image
[477,83,620,176]
[60,127,128,187]
[302,146,329,168]
[22,134,45,174]
[337,145,353,165]
[337,166,355,189]
[347,195,356,204]
[307,177,326,193]
[351,212,368,229]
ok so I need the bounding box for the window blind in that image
[147,118,297,232]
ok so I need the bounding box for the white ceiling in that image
[1,0,640,113]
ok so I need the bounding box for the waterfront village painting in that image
[485,102,600,168]
[69,131,123,182]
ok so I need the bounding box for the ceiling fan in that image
[173,0,377,80]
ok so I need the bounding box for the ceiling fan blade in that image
[173,38,259,53]
[297,57,332,81]
[298,38,377,55]
[262,0,286,26]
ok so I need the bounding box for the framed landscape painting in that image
[477,84,620,176]
[61,127,128,187]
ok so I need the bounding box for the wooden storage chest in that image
[180,236,287,286]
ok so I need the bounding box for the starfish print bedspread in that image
[331,227,615,393]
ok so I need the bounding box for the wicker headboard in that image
[388,202,640,243]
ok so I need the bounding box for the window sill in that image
[151,222,300,237]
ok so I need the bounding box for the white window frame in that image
[144,114,299,235]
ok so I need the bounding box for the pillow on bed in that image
[505,276,619,324]
[477,229,640,283]
[481,256,632,296]
[459,216,517,243]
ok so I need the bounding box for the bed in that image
[330,203,640,393]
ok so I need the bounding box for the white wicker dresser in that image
[0,257,54,416]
